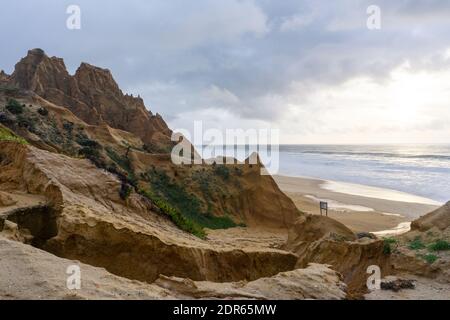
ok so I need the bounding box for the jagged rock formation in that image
[411,202,450,232]
[4,49,412,300]
[155,263,347,300]
[284,214,390,295]
[1,49,301,229]
[0,140,349,299]
[9,49,172,151]
[0,141,298,283]
[0,236,347,300]
[390,202,450,282]
[0,70,9,85]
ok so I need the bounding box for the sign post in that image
[320,201,328,217]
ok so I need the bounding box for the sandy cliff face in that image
[0,235,347,300]
[284,215,390,295]
[2,49,301,229]
[9,49,172,150]
[0,142,298,282]
[0,70,9,85]
[0,141,347,299]
[0,49,352,299]
[411,202,450,232]
[390,203,450,282]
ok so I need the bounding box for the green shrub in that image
[408,237,425,250]
[214,165,230,180]
[139,189,206,239]
[5,99,24,114]
[37,107,49,116]
[63,121,74,133]
[106,147,137,187]
[384,237,398,245]
[0,85,20,95]
[428,240,450,252]
[419,253,438,264]
[147,168,238,230]
[383,237,398,255]
[16,115,35,130]
[0,112,14,126]
[76,134,100,148]
[78,147,100,162]
[119,183,132,200]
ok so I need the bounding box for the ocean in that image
[202,144,450,204]
[275,144,450,204]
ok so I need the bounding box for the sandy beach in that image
[274,175,441,235]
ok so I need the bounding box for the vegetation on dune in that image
[37,107,49,116]
[0,85,20,95]
[408,237,426,250]
[428,240,450,252]
[5,98,24,114]
[214,164,230,180]
[417,253,438,264]
[0,112,14,126]
[119,182,133,201]
[0,95,241,238]
[139,188,206,239]
[144,168,239,230]
[0,126,28,144]
[76,133,100,148]
[383,237,398,255]
[404,237,449,264]
[106,147,137,187]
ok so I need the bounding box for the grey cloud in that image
[1,0,450,125]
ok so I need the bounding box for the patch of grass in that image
[139,189,206,239]
[76,133,100,148]
[0,126,28,144]
[106,147,137,186]
[384,237,398,245]
[16,115,35,131]
[383,237,398,255]
[63,121,74,136]
[0,85,20,95]
[146,168,238,230]
[5,99,24,114]
[119,183,132,200]
[79,146,100,158]
[37,107,49,116]
[428,240,450,252]
[408,237,426,250]
[0,112,14,126]
[214,165,230,180]
[418,253,438,264]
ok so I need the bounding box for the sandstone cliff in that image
[0,141,346,299]
[1,49,301,231]
[284,214,390,295]
[411,202,450,232]
[9,49,172,151]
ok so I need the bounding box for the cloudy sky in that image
[1,0,450,144]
